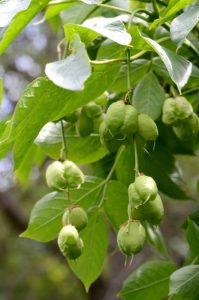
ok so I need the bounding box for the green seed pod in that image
[93,114,104,133]
[106,101,126,136]
[137,114,158,141]
[134,175,158,203]
[120,105,138,136]
[117,221,146,256]
[62,206,88,231]
[84,102,102,119]
[63,110,80,123]
[94,92,109,106]
[63,160,84,189]
[58,225,79,253]
[77,109,94,137]
[128,203,145,221]
[173,113,199,142]
[65,238,84,260]
[128,183,143,208]
[129,194,164,225]
[46,161,67,191]
[143,194,164,225]
[162,97,193,126]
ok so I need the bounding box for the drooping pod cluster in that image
[117,174,164,257]
[99,100,158,152]
[58,206,88,260]
[45,160,87,259]
[162,96,199,142]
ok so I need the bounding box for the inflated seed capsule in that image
[77,108,94,137]
[117,221,146,256]
[63,110,80,123]
[84,102,102,119]
[46,161,67,191]
[137,114,158,141]
[62,206,88,231]
[134,175,158,203]
[65,238,84,260]
[129,194,164,225]
[173,113,199,142]
[106,100,126,136]
[120,105,138,136]
[162,97,193,126]
[62,160,84,189]
[94,92,109,106]
[58,225,79,251]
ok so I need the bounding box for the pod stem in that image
[134,139,139,178]
[97,145,126,207]
[60,120,68,161]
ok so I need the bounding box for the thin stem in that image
[134,139,139,178]
[152,0,159,15]
[126,48,131,94]
[98,145,126,207]
[97,3,131,14]
[60,120,68,161]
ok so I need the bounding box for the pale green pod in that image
[84,102,102,119]
[46,161,67,191]
[117,221,146,256]
[63,160,84,189]
[137,114,158,141]
[58,225,79,250]
[77,108,94,137]
[62,206,88,231]
[173,113,199,142]
[120,105,138,136]
[162,97,193,126]
[65,238,84,260]
[94,91,109,106]
[134,175,158,203]
[129,194,164,225]
[128,183,143,208]
[106,100,126,136]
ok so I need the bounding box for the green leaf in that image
[61,2,97,25]
[142,37,192,92]
[0,0,50,55]
[170,5,199,48]
[83,16,132,45]
[68,209,108,291]
[186,219,199,257]
[45,3,74,20]
[64,24,99,47]
[97,40,124,60]
[139,142,188,199]
[4,63,119,170]
[151,0,194,28]
[104,180,128,230]
[81,0,101,3]
[111,59,150,93]
[120,260,176,300]
[169,265,199,300]
[20,176,103,242]
[133,72,165,120]
[146,224,170,258]
[0,0,30,27]
[45,35,91,91]
[0,78,3,111]
[115,145,134,187]
[35,122,108,164]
